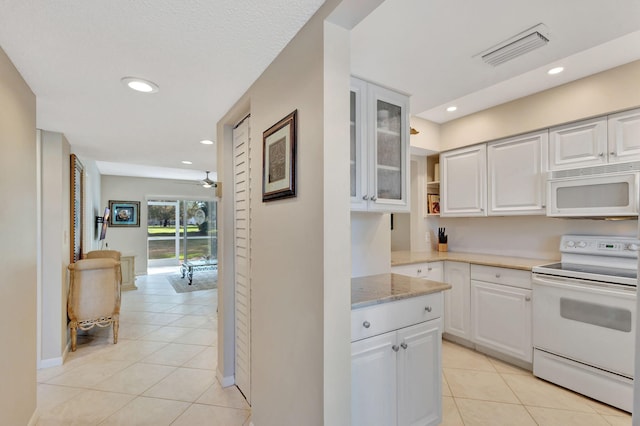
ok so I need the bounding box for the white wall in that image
[351,212,391,277]
[39,131,71,366]
[0,46,37,425]
[101,175,215,275]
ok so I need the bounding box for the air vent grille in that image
[551,161,640,179]
[478,24,550,67]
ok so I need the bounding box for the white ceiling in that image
[1,0,639,181]
[352,0,640,123]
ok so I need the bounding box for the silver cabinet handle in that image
[425,306,432,312]
[392,345,399,352]
[417,269,422,274]
[599,152,605,157]
[400,342,408,350]
[427,267,432,271]
[371,196,378,201]
[363,321,371,328]
[495,274,501,278]
[610,152,616,156]
[362,195,369,201]
[525,296,531,302]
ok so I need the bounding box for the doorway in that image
[147,199,218,270]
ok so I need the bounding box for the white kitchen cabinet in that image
[352,293,443,426]
[470,265,532,363]
[440,145,486,217]
[608,108,640,163]
[443,261,471,340]
[487,131,548,216]
[549,116,607,170]
[350,77,410,213]
[391,261,444,282]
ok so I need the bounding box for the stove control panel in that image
[561,235,640,258]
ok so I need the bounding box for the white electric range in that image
[532,235,638,412]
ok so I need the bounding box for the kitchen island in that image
[351,273,451,426]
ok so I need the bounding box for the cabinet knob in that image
[363,321,371,329]
[599,152,605,157]
[371,196,378,201]
[425,306,432,312]
[392,345,400,352]
[362,195,369,201]
[610,151,616,156]
[495,274,501,278]
[525,296,531,302]
[427,267,432,271]
[417,269,422,274]
[400,342,408,350]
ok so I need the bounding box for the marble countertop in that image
[391,250,557,271]
[352,273,451,309]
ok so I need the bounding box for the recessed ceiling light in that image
[200,139,214,145]
[446,106,457,112]
[181,160,193,165]
[548,66,564,75]
[121,77,159,93]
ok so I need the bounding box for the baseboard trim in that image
[38,356,63,369]
[216,369,235,388]
[27,408,39,426]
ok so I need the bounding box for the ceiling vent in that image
[478,24,550,67]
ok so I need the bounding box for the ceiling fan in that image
[201,171,217,188]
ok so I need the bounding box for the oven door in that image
[532,274,636,377]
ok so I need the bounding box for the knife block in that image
[438,243,448,252]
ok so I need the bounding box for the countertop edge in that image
[351,273,452,309]
[390,250,557,271]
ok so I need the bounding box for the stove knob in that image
[627,243,639,251]
[577,241,587,248]
[566,241,575,248]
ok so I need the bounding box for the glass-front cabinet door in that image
[350,76,409,213]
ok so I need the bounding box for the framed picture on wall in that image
[262,110,297,202]
[108,200,140,227]
[70,154,84,262]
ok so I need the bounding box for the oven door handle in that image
[532,274,637,297]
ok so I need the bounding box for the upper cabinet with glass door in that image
[350,76,410,213]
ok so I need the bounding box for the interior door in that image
[233,115,251,403]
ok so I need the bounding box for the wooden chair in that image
[67,258,121,351]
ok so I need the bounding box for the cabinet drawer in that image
[352,293,443,342]
[391,262,443,281]
[470,265,531,289]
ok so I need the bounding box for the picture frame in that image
[70,154,84,263]
[108,200,141,227]
[427,193,440,214]
[262,110,297,201]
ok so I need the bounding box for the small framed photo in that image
[108,200,141,227]
[263,110,297,202]
[427,194,440,214]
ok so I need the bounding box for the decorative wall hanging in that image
[70,154,84,262]
[108,200,141,227]
[262,110,297,201]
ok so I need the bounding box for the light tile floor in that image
[441,340,632,425]
[36,270,251,426]
[36,270,633,425]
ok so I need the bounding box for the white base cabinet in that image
[352,293,443,426]
[443,261,471,340]
[470,265,532,363]
[352,320,442,426]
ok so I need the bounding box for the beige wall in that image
[40,131,71,365]
[440,60,640,151]
[101,175,215,275]
[216,1,353,424]
[0,46,37,424]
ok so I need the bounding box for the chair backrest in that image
[68,258,121,321]
[85,250,121,260]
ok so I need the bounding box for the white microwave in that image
[547,162,640,218]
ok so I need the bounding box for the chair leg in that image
[70,325,77,352]
[113,320,119,345]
